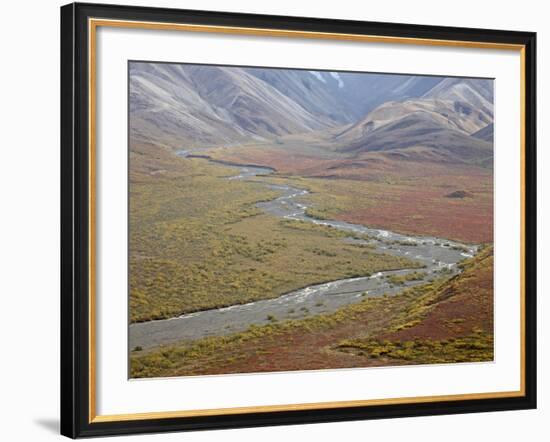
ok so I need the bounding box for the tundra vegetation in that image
[208,146,493,244]
[131,246,493,377]
[130,144,420,323]
[128,65,495,376]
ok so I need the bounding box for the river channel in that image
[129,152,478,351]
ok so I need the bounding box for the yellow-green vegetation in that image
[130,249,493,377]
[247,171,493,244]
[404,250,491,332]
[254,174,398,218]
[386,271,427,286]
[258,174,436,234]
[386,239,419,247]
[450,244,471,252]
[130,153,420,322]
[130,291,395,378]
[337,331,493,364]
[335,246,494,363]
[130,272,465,377]
[279,219,374,242]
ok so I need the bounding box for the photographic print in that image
[128,62,494,378]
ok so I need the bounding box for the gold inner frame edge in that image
[87,17,527,424]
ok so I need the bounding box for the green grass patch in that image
[337,331,493,364]
[130,155,420,322]
[387,271,427,286]
[130,292,399,378]
[280,219,373,241]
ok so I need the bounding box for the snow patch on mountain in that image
[308,71,326,83]
[329,72,344,88]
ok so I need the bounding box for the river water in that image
[129,153,477,351]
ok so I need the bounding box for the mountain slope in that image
[130,63,454,150]
[130,63,334,149]
[471,123,494,143]
[247,69,447,122]
[130,62,494,168]
[423,77,494,126]
[337,73,444,116]
[244,68,357,124]
[423,78,493,108]
[333,78,494,165]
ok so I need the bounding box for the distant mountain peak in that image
[130,61,494,168]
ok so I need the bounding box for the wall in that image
[0,0,545,440]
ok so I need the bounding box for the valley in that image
[131,245,493,378]
[129,152,476,353]
[205,138,493,243]
[128,62,495,376]
[129,145,420,324]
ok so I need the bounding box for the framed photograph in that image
[60,2,536,438]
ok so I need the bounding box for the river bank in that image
[129,152,478,351]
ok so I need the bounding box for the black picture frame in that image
[61,2,537,438]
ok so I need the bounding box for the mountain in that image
[130,63,334,149]
[423,78,493,110]
[130,62,451,150]
[246,69,445,122]
[130,62,494,167]
[243,68,358,124]
[338,111,493,164]
[471,123,494,143]
[333,78,494,166]
[333,73,443,117]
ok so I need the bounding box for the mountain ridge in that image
[331,77,493,166]
[130,62,494,167]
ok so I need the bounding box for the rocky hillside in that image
[332,77,494,166]
[129,62,457,149]
[130,62,494,166]
[130,63,330,149]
